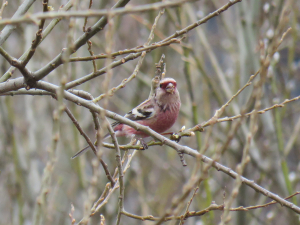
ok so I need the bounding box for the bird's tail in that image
[71,133,111,159]
[71,145,90,159]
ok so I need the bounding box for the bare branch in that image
[30,80,300,214]
[0,0,36,46]
[0,0,199,26]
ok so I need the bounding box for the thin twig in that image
[179,187,199,225]
[0,1,8,19]
[91,151,137,215]
[93,8,165,103]
[0,47,32,82]
[106,118,124,225]
[155,146,223,225]
[29,0,241,86]
[69,39,180,62]
[0,0,35,46]
[31,80,300,215]
[83,0,93,32]
[0,0,200,26]
[220,124,252,224]
[2,88,300,151]
[29,0,131,82]
[64,0,242,89]
[39,0,49,30]
[68,38,182,90]
[64,106,115,187]
[22,29,43,66]
[209,95,300,125]
[87,41,97,72]
[121,191,300,221]
[0,1,74,82]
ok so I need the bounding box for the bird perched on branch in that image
[72,77,181,158]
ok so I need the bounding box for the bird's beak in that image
[166,83,175,94]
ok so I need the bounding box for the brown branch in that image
[0,1,8,19]
[65,0,242,90]
[179,187,199,224]
[66,38,182,90]
[173,94,300,139]
[1,89,300,153]
[86,40,97,72]
[21,29,43,67]
[0,47,32,84]
[82,0,93,32]
[0,1,74,83]
[1,74,299,215]
[0,0,36,46]
[122,192,300,221]
[91,151,137,215]
[207,95,300,126]
[30,0,241,87]
[106,118,124,225]
[30,0,131,82]
[31,80,300,214]
[65,0,243,89]
[92,9,165,103]
[64,106,115,187]
[39,0,49,30]
[69,38,181,62]
[0,0,200,26]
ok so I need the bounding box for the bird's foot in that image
[130,136,148,150]
[138,138,148,150]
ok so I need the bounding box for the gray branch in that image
[0,0,36,46]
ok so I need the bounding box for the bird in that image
[72,77,181,159]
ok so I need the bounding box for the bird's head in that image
[159,78,177,94]
[155,78,180,107]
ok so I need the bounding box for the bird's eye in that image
[160,84,163,88]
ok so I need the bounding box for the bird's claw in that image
[135,138,148,150]
[139,139,148,150]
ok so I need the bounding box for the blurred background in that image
[0,0,300,224]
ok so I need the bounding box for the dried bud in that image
[100,214,106,225]
[179,126,186,132]
[48,6,54,11]
[263,3,270,13]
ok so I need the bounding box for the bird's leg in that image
[130,135,148,150]
[138,138,148,150]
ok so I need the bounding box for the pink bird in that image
[72,77,181,158]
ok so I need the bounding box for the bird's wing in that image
[124,99,155,121]
[110,99,155,128]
